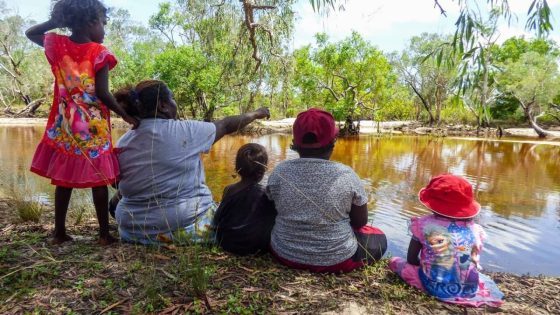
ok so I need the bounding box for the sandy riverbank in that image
[2,117,560,141]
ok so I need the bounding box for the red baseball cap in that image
[293,108,338,149]
[418,174,481,219]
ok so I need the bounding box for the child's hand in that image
[253,107,270,120]
[123,114,140,129]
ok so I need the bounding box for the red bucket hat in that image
[293,108,338,149]
[418,174,480,219]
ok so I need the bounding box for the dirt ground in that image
[1,199,559,315]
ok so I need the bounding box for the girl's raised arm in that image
[25,19,61,47]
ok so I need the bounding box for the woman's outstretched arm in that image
[212,107,270,143]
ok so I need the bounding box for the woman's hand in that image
[123,114,140,129]
[213,107,270,143]
[252,107,270,120]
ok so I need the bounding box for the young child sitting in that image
[212,143,276,255]
[389,174,504,307]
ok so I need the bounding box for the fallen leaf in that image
[153,254,171,260]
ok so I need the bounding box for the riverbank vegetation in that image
[1,1,559,136]
[1,201,559,314]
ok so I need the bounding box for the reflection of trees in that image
[2,127,559,220]
[203,134,295,202]
[0,126,51,197]
[464,142,559,218]
[332,136,559,219]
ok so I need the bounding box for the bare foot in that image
[98,234,118,246]
[50,233,73,245]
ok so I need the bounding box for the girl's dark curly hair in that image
[114,80,172,118]
[51,0,108,30]
[235,143,268,182]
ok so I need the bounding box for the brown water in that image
[1,125,560,276]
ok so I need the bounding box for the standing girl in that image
[26,0,138,245]
[389,174,504,307]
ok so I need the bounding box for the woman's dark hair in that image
[235,143,268,182]
[290,132,335,156]
[114,80,172,118]
[51,0,108,30]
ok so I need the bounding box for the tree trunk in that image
[14,98,45,117]
[408,82,435,125]
[524,106,551,138]
[480,53,492,128]
[196,91,214,122]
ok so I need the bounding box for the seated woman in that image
[111,80,269,245]
[213,143,276,255]
[266,108,387,273]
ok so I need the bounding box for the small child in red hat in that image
[389,174,504,307]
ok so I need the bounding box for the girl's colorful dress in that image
[30,33,119,188]
[389,215,504,307]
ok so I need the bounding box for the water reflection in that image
[1,126,559,275]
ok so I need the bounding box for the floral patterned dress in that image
[389,214,504,307]
[30,33,119,188]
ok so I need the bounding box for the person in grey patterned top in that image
[266,108,387,273]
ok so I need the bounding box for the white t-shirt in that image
[115,118,216,244]
[266,158,368,266]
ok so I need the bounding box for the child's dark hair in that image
[51,0,108,30]
[290,132,335,156]
[114,80,172,117]
[235,143,268,182]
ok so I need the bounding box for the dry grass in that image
[5,181,44,223]
[1,200,559,314]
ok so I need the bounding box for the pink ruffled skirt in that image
[30,141,119,188]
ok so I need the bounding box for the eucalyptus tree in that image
[453,9,501,127]
[105,8,166,90]
[497,52,560,138]
[293,32,401,128]
[422,0,555,127]
[490,37,559,121]
[149,0,295,120]
[0,1,50,115]
[394,33,456,125]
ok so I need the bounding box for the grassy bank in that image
[1,200,559,314]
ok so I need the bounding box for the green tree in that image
[148,0,295,120]
[293,32,407,128]
[394,33,456,125]
[0,1,50,115]
[497,52,560,137]
[452,10,502,127]
[105,8,165,90]
[491,37,558,121]
[154,46,221,121]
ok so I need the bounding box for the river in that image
[1,125,559,276]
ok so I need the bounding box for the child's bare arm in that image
[95,65,140,129]
[25,19,60,47]
[349,203,368,228]
[406,238,422,266]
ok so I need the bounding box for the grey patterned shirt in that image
[266,158,368,266]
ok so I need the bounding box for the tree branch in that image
[241,0,276,72]
[433,0,447,17]
[318,81,340,102]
